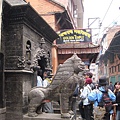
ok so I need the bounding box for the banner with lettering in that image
[57,29,92,44]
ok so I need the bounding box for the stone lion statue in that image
[28,53,85,118]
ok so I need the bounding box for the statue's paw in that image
[28,112,38,117]
[61,113,71,118]
[69,110,74,115]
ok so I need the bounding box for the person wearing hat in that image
[80,73,94,120]
[88,76,116,120]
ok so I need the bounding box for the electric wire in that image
[101,14,120,34]
[92,13,120,39]
[100,0,114,27]
[92,0,116,39]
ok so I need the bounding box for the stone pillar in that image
[0,53,5,108]
[2,24,35,120]
[5,71,34,120]
[0,108,6,120]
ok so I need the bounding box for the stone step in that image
[23,113,70,120]
[52,101,80,115]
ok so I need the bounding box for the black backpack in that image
[73,84,79,97]
[98,90,113,113]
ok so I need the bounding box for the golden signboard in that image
[57,29,92,44]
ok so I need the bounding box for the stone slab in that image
[23,113,70,120]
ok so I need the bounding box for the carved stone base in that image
[23,113,70,120]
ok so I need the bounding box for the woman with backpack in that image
[80,72,94,120]
[88,76,116,120]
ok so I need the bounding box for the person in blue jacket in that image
[88,76,116,120]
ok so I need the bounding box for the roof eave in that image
[3,0,59,42]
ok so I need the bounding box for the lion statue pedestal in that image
[27,54,85,118]
[24,113,70,120]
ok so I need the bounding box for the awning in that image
[57,43,100,63]
[103,30,120,60]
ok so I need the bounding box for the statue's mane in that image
[49,54,82,89]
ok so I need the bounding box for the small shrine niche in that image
[26,40,31,65]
